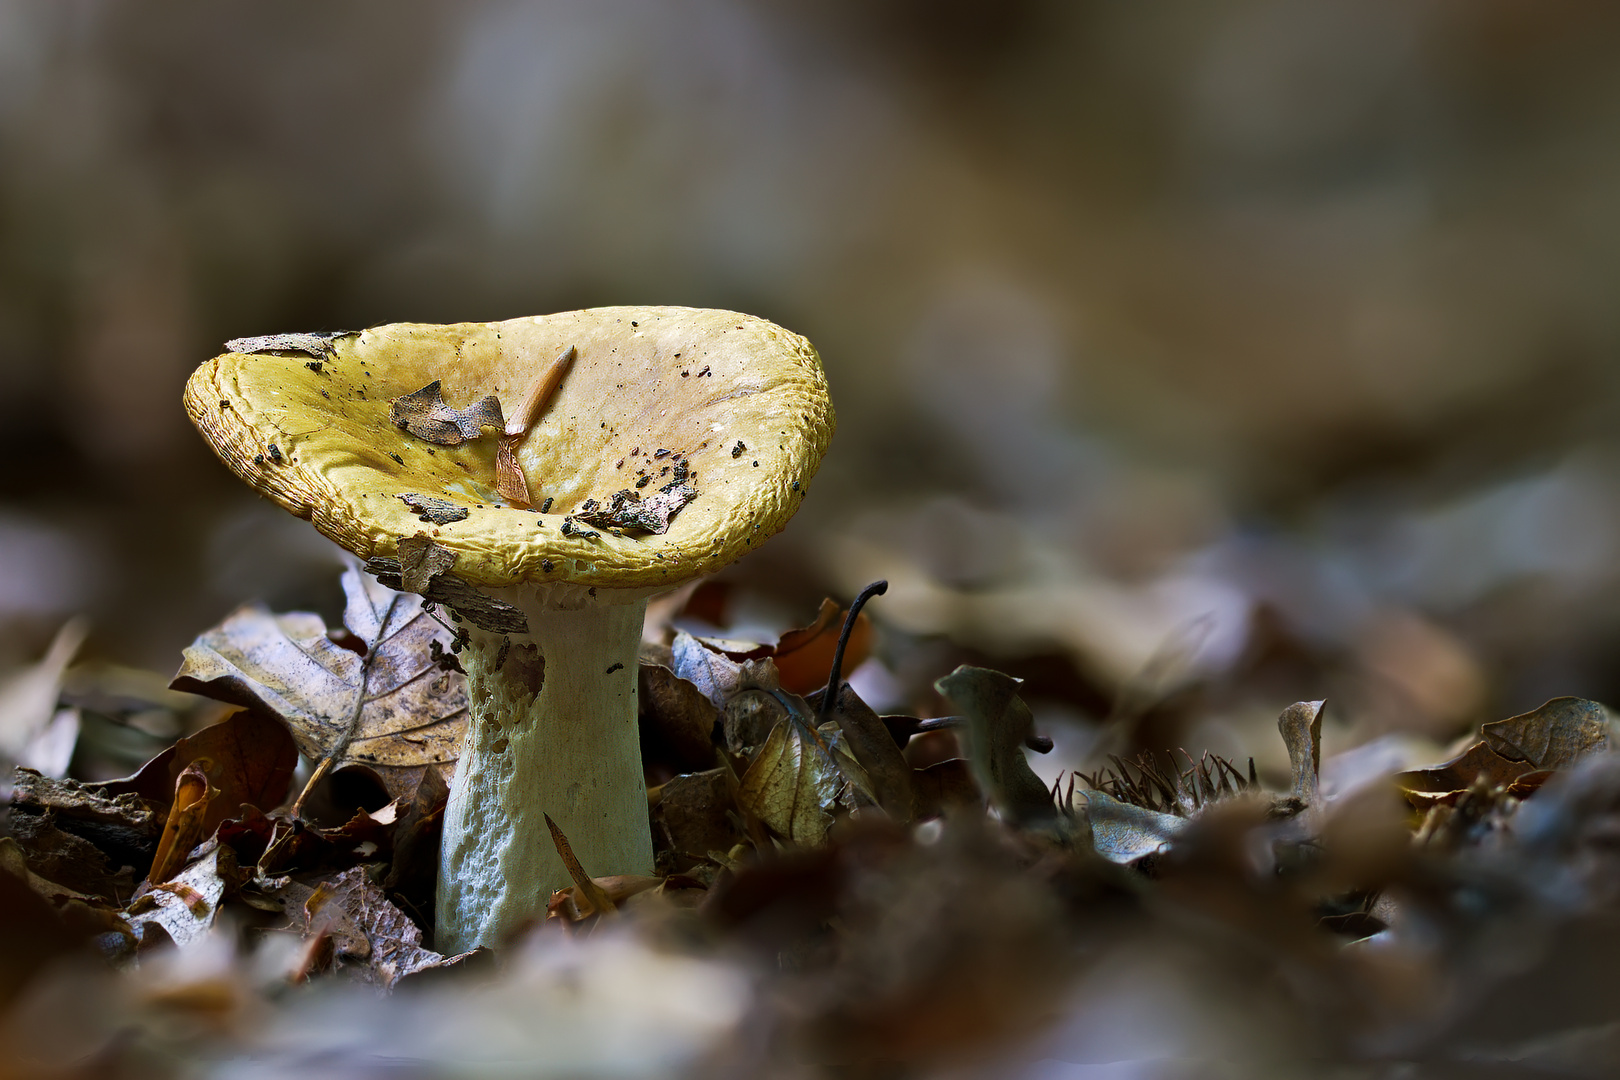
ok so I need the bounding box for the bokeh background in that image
[3,0,1620,780]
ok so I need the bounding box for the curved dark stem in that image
[818,579,888,721]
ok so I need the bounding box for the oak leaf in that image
[171,560,468,803]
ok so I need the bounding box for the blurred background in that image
[3,0,1620,781]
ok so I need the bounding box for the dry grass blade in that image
[545,813,616,917]
[504,345,577,436]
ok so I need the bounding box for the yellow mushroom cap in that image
[184,306,834,589]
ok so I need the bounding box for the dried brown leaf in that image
[933,665,1054,827]
[102,708,297,834]
[737,715,841,846]
[653,768,740,859]
[1481,697,1615,770]
[639,661,721,770]
[297,866,472,987]
[911,758,981,817]
[812,682,913,822]
[389,380,504,445]
[171,561,468,804]
[494,435,531,506]
[774,600,871,697]
[1396,739,1538,796]
[397,493,470,525]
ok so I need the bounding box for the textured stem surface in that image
[437,587,652,953]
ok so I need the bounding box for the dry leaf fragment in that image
[148,764,218,885]
[297,866,472,987]
[123,844,232,949]
[812,682,913,823]
[933,666,1055,828]
[398,533,458,595]
[171,561,468,805]
[671,630,747,709]
[1396,739,1538,797]
[1081,790,1188,864]
[575,481,699,535]
[652,768,740,859]
[495,437,532,506]
[365,555,529,635]
[389,380,504,445]
[225,331,350,358]
[773,599,872,697]
[397,493,470,525]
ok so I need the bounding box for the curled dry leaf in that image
[171,561,468,804]
[933,666,1055,828]
[1278,700,1326,808]
[671,630,748,709]
[1398,739,1539,798]
[389,380,504,446]
[147,763,217,884]
[1397,697,1614,807]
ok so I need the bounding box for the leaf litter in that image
[11,562,1620,1077]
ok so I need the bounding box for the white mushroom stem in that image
[436,582,654,953]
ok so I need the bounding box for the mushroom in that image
[184,307,834,951]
